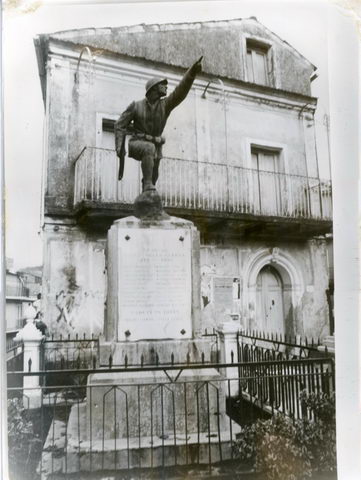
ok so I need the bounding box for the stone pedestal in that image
[50,368,231,473]
[218,320,240,396]
[15,305,43,409]
[106,216,201,341]
[54,214,232,475]
[99,337,218,366]
[86,368,229,441]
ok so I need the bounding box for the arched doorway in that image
[256,265,285,334]
[244,248,304,336]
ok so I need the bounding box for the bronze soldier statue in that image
[115,57,203,192]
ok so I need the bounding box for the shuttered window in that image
[251,147,283,215]
[246,40,270,86]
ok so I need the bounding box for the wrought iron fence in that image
[236,357,334,422]
[74,147,332,220]
[237,329,332,361]
[40,333,219,371]
[7,342,24,391]
[41,334,100,371]
[7,355,335,478]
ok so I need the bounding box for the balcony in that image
[6,285,30,298]
[74,147,332,237]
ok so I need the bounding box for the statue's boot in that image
[152,159,160,186]
[141,152,157,192]
[143,181,156,191]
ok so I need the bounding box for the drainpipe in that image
[323,113,332,181]
[312,116,323,218]
[75,46,94,82]
[299,104,312,217]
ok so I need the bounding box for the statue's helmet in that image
[145,77,168,95]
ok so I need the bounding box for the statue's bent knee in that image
[143,142,156,157]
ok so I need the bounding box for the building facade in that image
[5,259,42,340]
[34,18,332,340]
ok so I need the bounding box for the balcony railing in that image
[74,147,332,220]
[6,284,30,298]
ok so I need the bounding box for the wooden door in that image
[256,265,285,335]
[252,150,281,216]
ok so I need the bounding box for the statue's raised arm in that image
[165,56,203,114]
[115,56,203,191]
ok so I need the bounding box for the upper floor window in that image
[246,39,271,86]
[251,146,281,173]
[251,145,283,215]
[101,118,116,149]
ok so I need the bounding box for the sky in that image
[1,0,340,269]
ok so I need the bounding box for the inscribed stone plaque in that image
[117,228,192,340]
[213,277,234,308]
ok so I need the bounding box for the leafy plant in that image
[234,391,336,480]
[297,391,336,472]
[7,398,42,479]
[234,414,312,480]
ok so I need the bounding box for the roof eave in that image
[46,37,318,106]
[33,35,49,105]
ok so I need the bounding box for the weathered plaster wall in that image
[200,238,330,339]
[239,19,314,95]
[42,224,106,337]
[42,224,329,341]
[45,57,72,211]
[45,53,316,210]
[50,18,314,96]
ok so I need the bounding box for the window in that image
[97,115,141,199]
[251,146,283,215]
[246,40,271,86]
[101,118,116,149]
[251,147,281,174]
